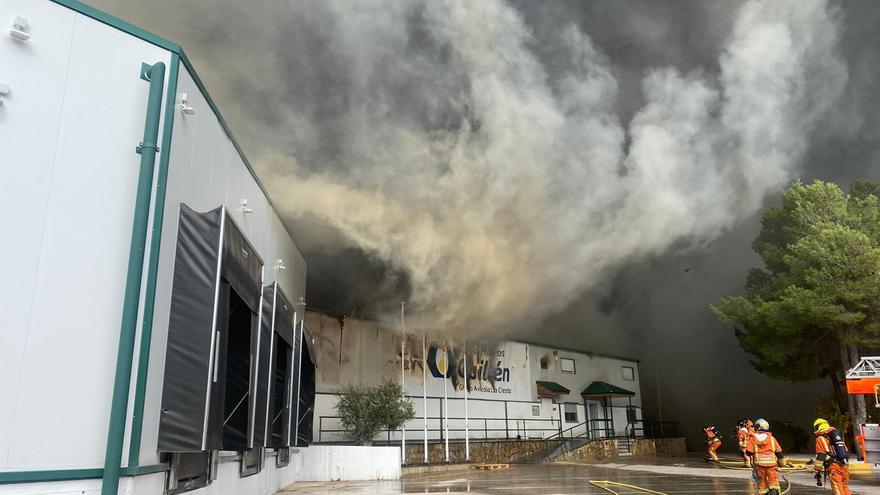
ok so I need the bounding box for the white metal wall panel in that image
[225,148,266,254]
[188,92,229,212]
[268,214,307,308]
[2,4,171,469]
[140,65,307,463]
[0,0,77,468]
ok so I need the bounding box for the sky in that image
[87,0,880,448]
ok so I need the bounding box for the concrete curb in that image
[402,463,471,475]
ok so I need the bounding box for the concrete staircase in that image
[617,438,632,457]
[530,437,633,462]
[547,438,592,460]
[514,438,591,463]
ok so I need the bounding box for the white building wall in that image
[0,0,171,470]
[0,447,398,494]
[311,334,641,442]
[1,0,307,478]
[136,63,307,466]
[527,343,642,436]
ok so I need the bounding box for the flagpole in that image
[422,330,428,464]
[400,302,406,466]
[464,339,470,461]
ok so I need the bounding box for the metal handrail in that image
[316,414,562,443]
[546,418,614,440]
[626,419,679,439]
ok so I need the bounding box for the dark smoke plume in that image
[88,0,880,446]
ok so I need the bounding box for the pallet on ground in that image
[471,463,509,471]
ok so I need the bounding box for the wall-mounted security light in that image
[238,198,253,213]
[0,82,8,107]
[274,258,287,270]
[10,16,29,41]
[177,93,195,114]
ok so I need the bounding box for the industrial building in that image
[1,0,317,493]
[306,311,649,452]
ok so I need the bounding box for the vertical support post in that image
[294,319,304,446]
[422,331,428,464]
[285,313,294,444]
[583,397,589,439]
[102,61,165,495]
[400,302,406,465]
[627,396,634,437]
[558,405,564,437]
[608,398,614,438]
[443,343,449,463]
[463,339,470,461]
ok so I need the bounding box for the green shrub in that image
[335,380,415,445]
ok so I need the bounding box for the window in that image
[532,405,541,416]
[564,403,578,423]
[560,358,576,374]
[622,366,635,381]
[540,357,548,369]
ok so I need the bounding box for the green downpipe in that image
[101,61,166,495]
[127,52,179,469]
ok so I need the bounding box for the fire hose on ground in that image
[587,457,803,495]
[588,477,793,495]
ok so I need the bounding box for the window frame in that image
[563,403,578,423]
[560,357,576,374]
[622,365,635,381]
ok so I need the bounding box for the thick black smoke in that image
[88,0,880,447]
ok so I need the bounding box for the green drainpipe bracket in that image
[100,60,166,495]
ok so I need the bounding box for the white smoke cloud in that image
[257,0,846,336]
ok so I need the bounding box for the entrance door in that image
[586,401,601,439]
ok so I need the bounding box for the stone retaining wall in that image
[404,439,560,465]
[552,437,687,463]
[552,439,619,462]
[401,437,686,465]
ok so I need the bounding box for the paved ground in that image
[279,459,880,495]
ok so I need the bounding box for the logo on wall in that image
[426,345,451,378]
[426,342,512,394]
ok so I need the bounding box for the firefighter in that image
[812,418,851,495]
[746,419,785,495]
[737,419,754,467]
[703,425,722,461]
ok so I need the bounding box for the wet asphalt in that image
[279,459,877,495]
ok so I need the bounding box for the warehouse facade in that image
[0,1,316,493]
[306,312,645,447]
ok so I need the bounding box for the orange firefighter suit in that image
[737,421,754,466]
[704,426,721,461]
[816,427,851,495]
[746,431,784,495]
